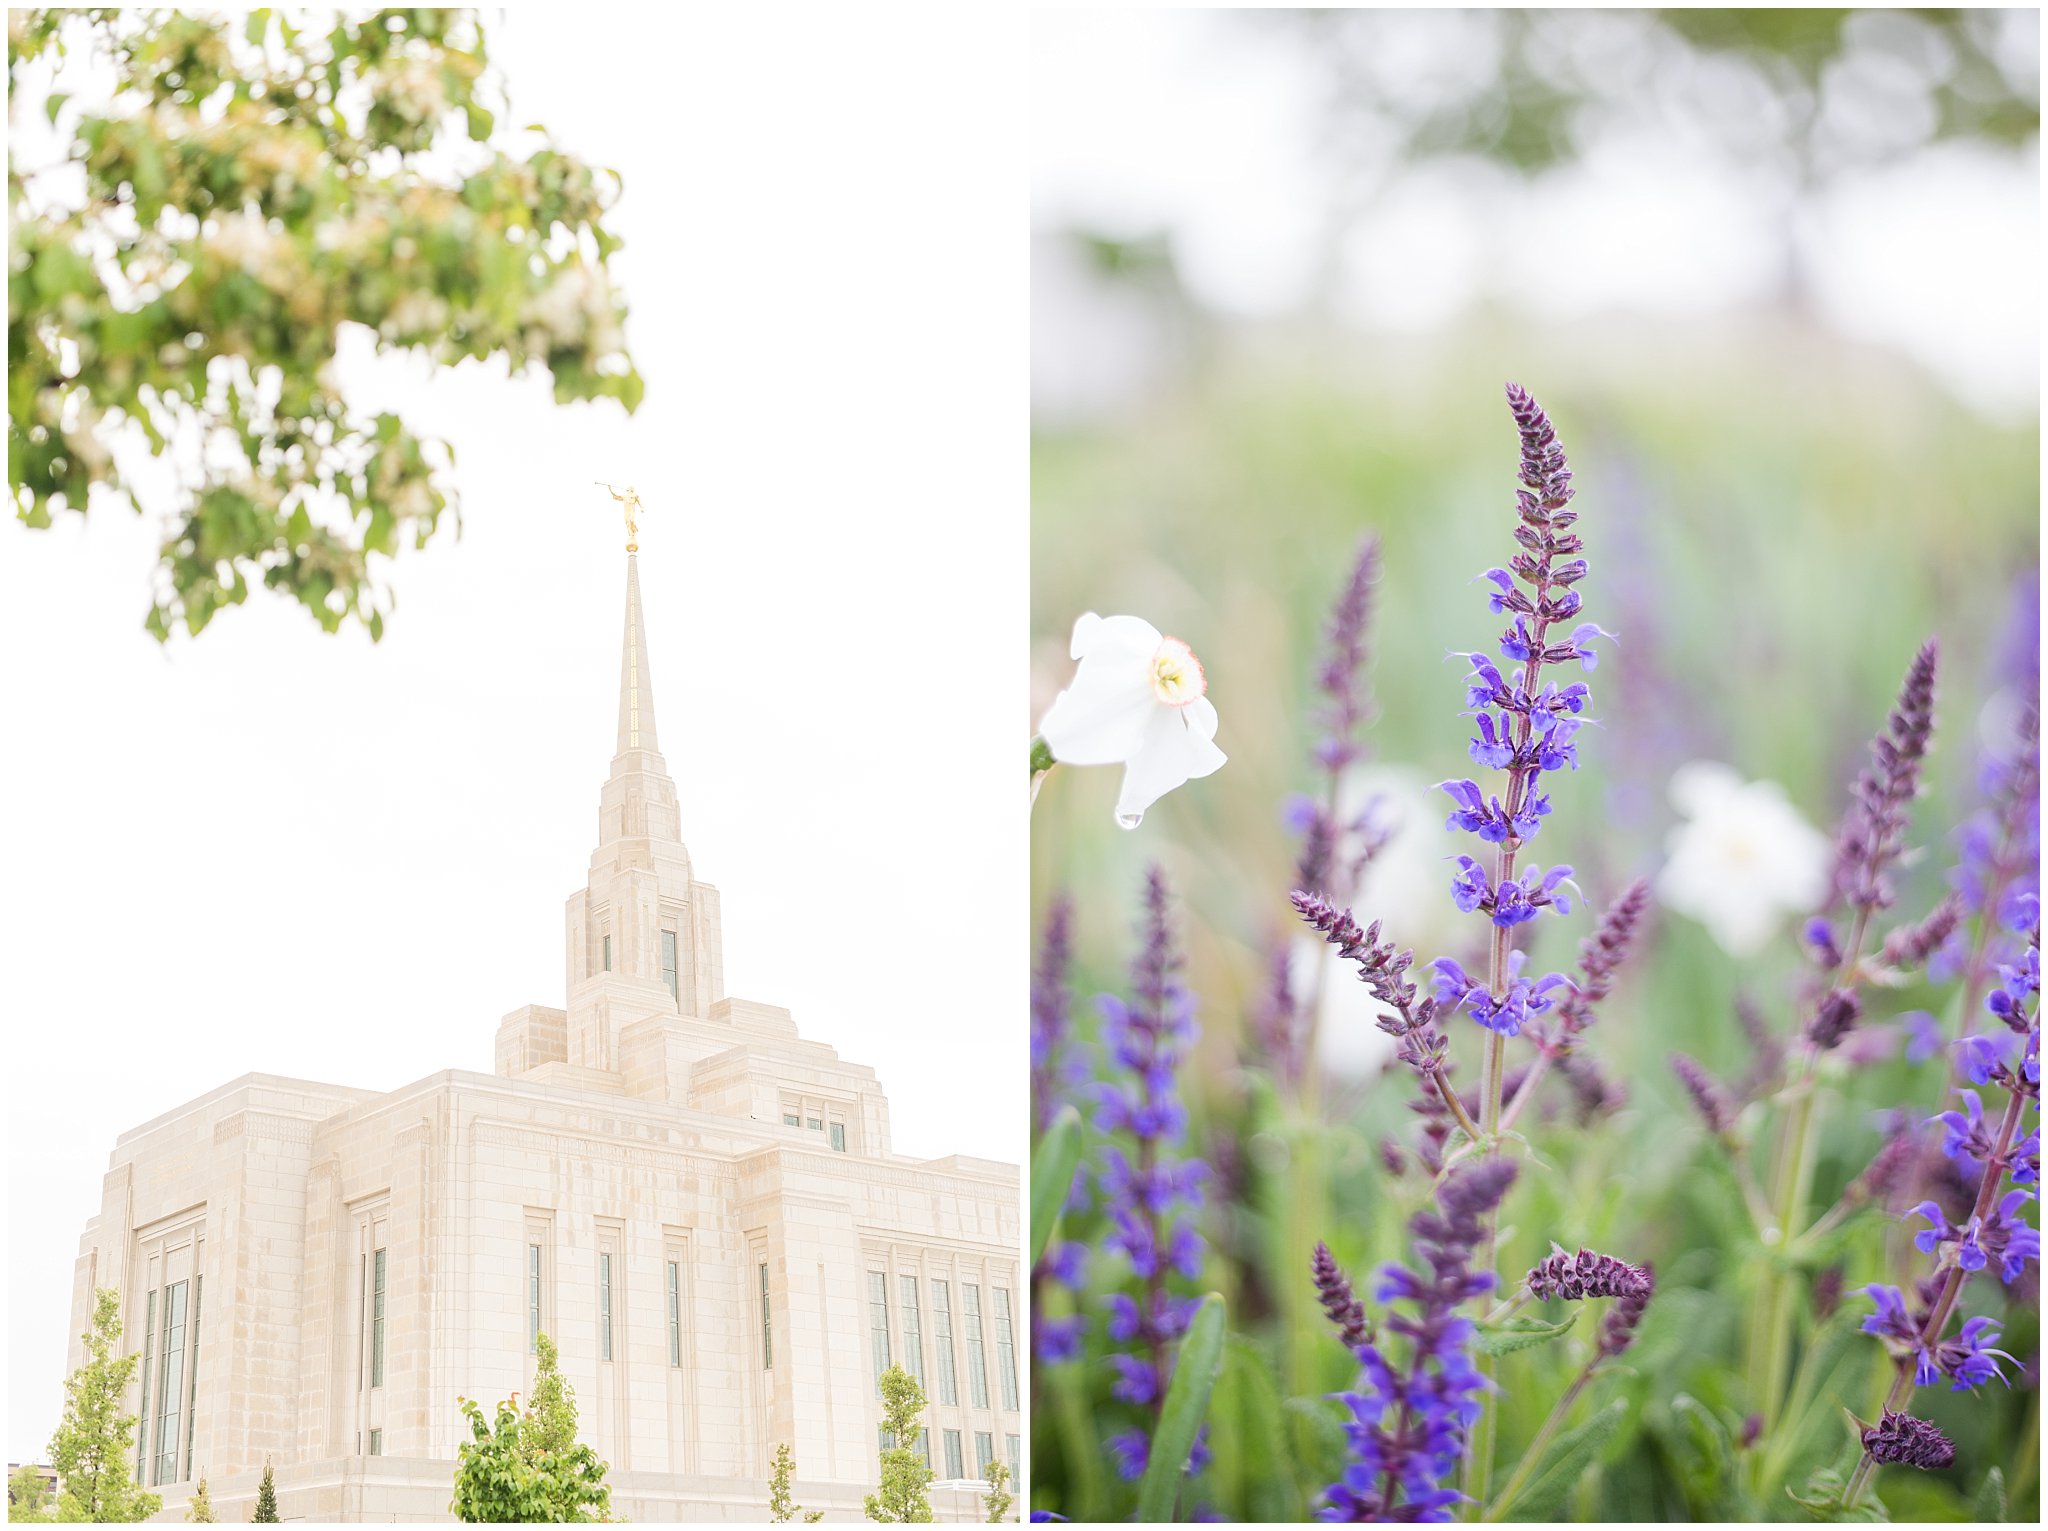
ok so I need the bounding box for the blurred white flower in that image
[1310,764,1469,1080]
[1036,612,1226,826]
[1656,760,1831,957]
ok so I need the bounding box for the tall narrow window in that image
[992,1286,1018,1411]
[371,1250,387,1387]
[866,1271,891,1392]
[667,1261,682,1367]
[963,1282,989,1410]
[898,1275,924,1386]
[943,1429,963,1480]
[368,1428,383,1457]
[135,1289,156,1477]
[759,1262,773,1369]
[183,1276,202,1480]
[975,1431,994,1480]
[154,1279,189,1485]
[931,1280,958,1406]
[602,932,611,971]
[1007,1434,1020,1483]
[528,1245,542,1354]
[660,930,678,1000]
[829,1122,846,1152]
[599,1253,614,1362]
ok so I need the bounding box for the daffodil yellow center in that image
[1151,637,1206,707]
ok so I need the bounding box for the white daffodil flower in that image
[1036,612,1226,827]
[1656,760,1831,957]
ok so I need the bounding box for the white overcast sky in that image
[2,7,1025,1458]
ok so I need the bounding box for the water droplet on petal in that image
[1116,811,1143,831]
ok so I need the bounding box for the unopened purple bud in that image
[1807,987,1863,1051]
[1526,1244,1652,1302]
[1311,1242,1372,1353]
[1812,1263,1844,1322]
[1670,1052,1735,1135]
[1883,896,1965,969]
[1598,1262,1655,1357]
[1861,1410,1955,1470]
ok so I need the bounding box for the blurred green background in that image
[1030,8,2038,1522]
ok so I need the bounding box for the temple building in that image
[65,544,1021,1523]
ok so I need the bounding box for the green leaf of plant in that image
[1030,1105,1083,1267]
[1504,1398,1629,1522]
[1971,1466,2005,1523]
[1473,1310,1579,1356]
[1136,1294,1227,1523]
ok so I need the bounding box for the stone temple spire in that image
[592,496,682,854]
[616,552,659,757]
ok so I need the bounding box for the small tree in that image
[48,1288,161,1523]
[7,1465,54,1522]
[253,1460,279,1523]
[449,1332,610,1523]
[527,1334,576,1458]
[768,1442,823,1524]
[185,1475,215,1522]
[981,1461,1012,1524]
[861,1365,933,1524]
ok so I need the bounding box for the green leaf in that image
[1030,1105,1083,1267]
[44,90,70,125]
[1505,1398,1629,1522]
[1786,1466,1889,1522]
[1971,1466,2005,1523]
[1136,1293,1226,1523]
[1473,1310,1579,1356]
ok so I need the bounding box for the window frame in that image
[931,1279,958,1406]
[370,1249,387,1388]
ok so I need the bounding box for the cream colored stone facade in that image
[67,557,1021,1522]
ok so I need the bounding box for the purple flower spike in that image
[1830,641,1940,917]
[1094,867,1211,1472]
[1320,1161,1517,1521]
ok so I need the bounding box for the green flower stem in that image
[1484,1360,1598,1522]
[1754,904,1872,1432]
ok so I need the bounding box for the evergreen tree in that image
[8,1465,54,1523]
[981,1461,1012,1524]
[861,1366,933,1524]
[48,1289,161,1523]
[449,1332,610,1523]
[184,1476,214,1523]
[768,1443,823,1523]
[253,1461,278,1523]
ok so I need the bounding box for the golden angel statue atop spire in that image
[596,482,643,552]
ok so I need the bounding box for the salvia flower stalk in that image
[1430,385,1606,1156]
[1092,865,1211,1482]
[1845,914,2040,1506]
[1320,1160,1517,1522]
[1259,537,1393,1093]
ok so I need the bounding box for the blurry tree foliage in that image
[1285,7,2037,296]
[8,8,644,640]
